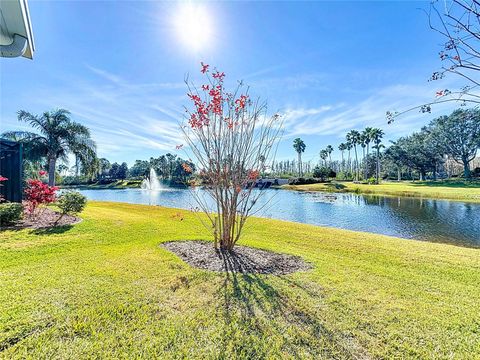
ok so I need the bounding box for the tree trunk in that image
[397,167,401,181]
[376,149,380,184]
[48,157,56,186]
[362,148,366,180]
[354,146,359,181]
[298,153,302,176]
[462,157,471,179]
[75,156,80,177]
[433,162,437,181]
[347,151,351,175]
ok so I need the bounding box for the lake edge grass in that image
[282,180,480,203]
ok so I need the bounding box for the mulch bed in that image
[161,240,312,275]
[1,207,80,231]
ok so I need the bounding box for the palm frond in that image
[2,130,40,142]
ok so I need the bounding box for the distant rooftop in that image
[0,0,34,59]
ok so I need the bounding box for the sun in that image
[173,3,213,52]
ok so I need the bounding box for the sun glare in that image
[173,3,213,52]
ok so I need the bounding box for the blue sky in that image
[0,1,465,166]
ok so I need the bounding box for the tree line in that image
[1,109,195,186]
[95,154,195,184]
[286,108,480,182]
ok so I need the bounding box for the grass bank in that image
[1,202,479,358]
[283,180,480,202]
[61,179,142,190]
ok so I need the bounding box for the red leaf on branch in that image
[235,94,248,112]
[182,163,193,173]
[201,62,209,74]
[247,170,260,180]
[212,71,225,81]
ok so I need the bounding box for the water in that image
[141,169,162,190]
[76,187,480,248]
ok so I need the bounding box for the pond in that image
[76,187,480,248]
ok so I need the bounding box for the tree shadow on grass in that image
[325,182,347,191]
[31,224,73,235]
[216,251,369,359]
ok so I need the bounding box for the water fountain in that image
[141,168,163,190]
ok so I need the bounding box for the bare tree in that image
[388,0,480,123]
[181,64,283,251]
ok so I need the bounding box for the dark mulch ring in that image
[161,240,312,275]
[2,207,81,231]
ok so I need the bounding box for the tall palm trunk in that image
[362,147,366,180]
[347,150,351,175]
[298,152,302,176]
[354,146,359,181]
[375,148,380,184]
[48,157,56,186]
[366,143,369,178]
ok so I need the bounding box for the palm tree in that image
[338,143,347,172]
[359,133,367,180]
[293,138,306,176]
[319,149,328,167]
[346,142,353,175]
[325,145,334,166]
[2,109,96,186]
[362,127,374,178]
[346,130,361,181]
[363,127,373,155]
[370,128,385,184]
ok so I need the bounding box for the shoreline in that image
[281,180,480,203]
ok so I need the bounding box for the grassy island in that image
[283,180,480,203]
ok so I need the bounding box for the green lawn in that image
[1,202,479,359]
[283,180,480,202]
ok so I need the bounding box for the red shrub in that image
[24,177,58,218]
[0,176,7,202]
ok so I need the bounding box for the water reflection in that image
[76,188,480,247]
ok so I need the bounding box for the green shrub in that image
[57,191,87,216]
[60,176,90,186]
[312,166,335,181]
[0,202,23,226]
[288,177,321,185]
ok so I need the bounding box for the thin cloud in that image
[25,66,188,162]
[281,82,471,142]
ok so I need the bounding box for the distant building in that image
[0,0,34,59]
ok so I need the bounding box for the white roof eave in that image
[0,0,35,59]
